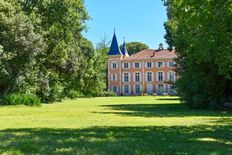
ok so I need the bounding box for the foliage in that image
[0,97,231,154]
[163,0,232,109]
[66,90,84,99]
[2,93,41,106]
[99,91,116,97]
[0,0,107,104]
[120,42,149,55]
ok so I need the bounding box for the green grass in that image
[0,96,231,155]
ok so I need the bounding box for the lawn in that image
[0,96,231,155]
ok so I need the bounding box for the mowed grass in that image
[0,96,231,155]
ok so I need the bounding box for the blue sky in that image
[83,0,168,49]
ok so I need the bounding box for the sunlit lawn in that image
[0,96,231,155]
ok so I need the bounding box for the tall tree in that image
[0,0,45,94]
[120,42,149,55]
[163,0,232,108]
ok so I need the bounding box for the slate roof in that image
[107,33,122,56]
[121,41,129,56]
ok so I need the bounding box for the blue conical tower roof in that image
[121,40,129,56]
[107,33,122,56]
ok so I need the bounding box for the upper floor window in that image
[135,72,140,82]
[147,72,152,82]
[147,62,152,68]
[169,62,176,67]
[112,74,117,81]
[124,63,129,69]
[112,63,117,69]
[124,73,129,82]
[158,72,164,82]
[158,62,164,68]
[169,71,176,82]
[134,63,140,68]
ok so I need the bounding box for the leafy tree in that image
[163,0,232,108]
[0,0,45,95]
[120,42,149,55]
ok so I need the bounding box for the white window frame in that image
[134,72,141,82]
[123,72,130,82]
[157,72,165,82]
[168,71,176,82]
[123,85,130,95]
[111,73,117,81]
[134,84,142,94]
[134,62,141,69]
[146,72,153,82]
[112,85,118,93]
[146,62,153,68]
[123,62,130,69]
[157,61,164,68]
[112,62,118,69]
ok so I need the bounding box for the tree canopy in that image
[0,0,107,104]
[120,42,149,55]
[163,0,232,108]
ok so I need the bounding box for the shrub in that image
[66,90,84,99]
[2,93,41,106]
[99,91,116,97]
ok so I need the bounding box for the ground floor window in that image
[112,86,118,93]
[124,85,130,94]
[135,85,141,94]
[158,84,164,94]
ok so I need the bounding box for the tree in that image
[0,0,45,94]
[120,42,149,55]
[163,0,232,108]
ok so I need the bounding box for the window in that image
[124,85,129,94]
[135,85,141,94]
[158,84,164,94]
[124,73,129,82]
[124,63,129,69]
[147,72,152,82]
[169,72,176,82]
[134,63,140,68]
[112,63,117,69]
[147,62,152,68]
[169,62,176,67]
[112,74,117,81]
[158,72,164,82]
[135,72,140,82]
[158,62,163,68]
[112,86,118,93]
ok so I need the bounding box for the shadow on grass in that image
[0,122,231,154]
[98,103,232,117]
[156,97,180,101]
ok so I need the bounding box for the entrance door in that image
[148,84,153,94]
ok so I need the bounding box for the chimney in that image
[158,43,164,50]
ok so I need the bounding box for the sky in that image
[83,0,168,49]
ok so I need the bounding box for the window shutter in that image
[140,72,142,82]
[152,72,154,81]
[133,73,135,82]
[163,72,165,81]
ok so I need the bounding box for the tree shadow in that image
[156,97,180,101]
[0,123,231,154]
[97,103,232,117]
